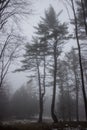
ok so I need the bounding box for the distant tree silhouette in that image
[11,83,39,119]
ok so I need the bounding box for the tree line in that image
[0,81,39,120]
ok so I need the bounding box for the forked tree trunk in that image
[51,39,58,123]
[36,53,46,123]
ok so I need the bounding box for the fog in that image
[0,0,87,129]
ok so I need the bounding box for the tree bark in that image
[36,53,46,123]
[51,39,58,123]
[38,67,43,122]
[74,69,79,121]
[38,96,43,123]
[36,57,43,122]
[61,83,65,121]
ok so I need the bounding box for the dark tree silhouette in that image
[35,6,68,122]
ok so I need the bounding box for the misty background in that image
[0,0,87,124]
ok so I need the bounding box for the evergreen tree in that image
[17,36,48,122]
[35,6,68,122]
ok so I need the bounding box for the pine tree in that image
[35,5,68,122]
[17,36,48,122]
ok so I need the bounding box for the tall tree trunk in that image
[67,88,71,121]
[71,0,87,120]
[76,83,79,121]
[73,64,79,121]
[43,53,46,97]
[84,67,87,84]
[51,39,58,123]
[36,53,46,123]
[36,57,43,123]
[61,83,65,121]
[74,72,79,121]
[39,53,46,123]
[66,75,71,121]
[38,96,43,123]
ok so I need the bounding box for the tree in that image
[17,36,48,122]
[59,0,87,120]
[0,0,32,87]
[76,0,87,35]
[65,48,80,121]
[70,0,87,120]
[56,60,68,121]
[0,0,32,60]
[35,6,68,122]
[0,30,24,87]
[0,0,10,29]
[57,89,76,121]
[0,82,10,120]
[56,59,75,121]
[0,0,31,30]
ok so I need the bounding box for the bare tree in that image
[0,0,32,30]
[0,31,24,87]
[0,0,10,29]
[0,0,32,60]
[0,0,32,87]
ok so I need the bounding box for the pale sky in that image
[7,0,75,92]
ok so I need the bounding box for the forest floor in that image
[0,121,87,130]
